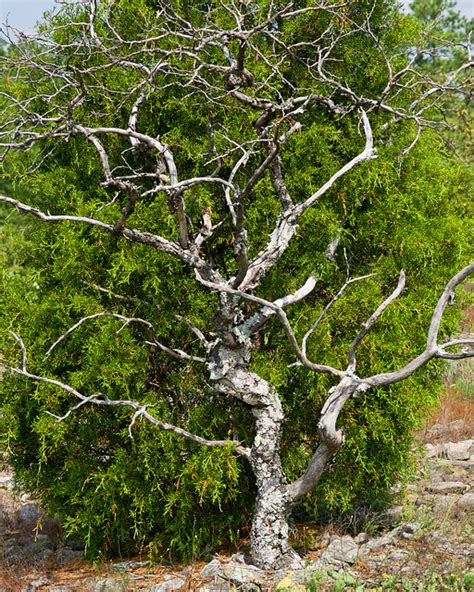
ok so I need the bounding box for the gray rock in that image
[426,481,469,494]
[362,534,394,552]
[457,492,474,511]
[0,473,13,488]
[148,577,186,591]
[438,459,474,472]
[388,522,420,539]
[444,440,473,461]
[94,578,129,591]
[200,559,222,578]
[220,562,266,586]
[200,559,265,589]
[354,532,370,544]
[21,578,52,591]
[425,443,443,458]
[18,503,41,522]
[320,535,359,565]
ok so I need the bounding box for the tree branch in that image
[363,263,474,388]
[2,334,249,456]
[347,270,406,372]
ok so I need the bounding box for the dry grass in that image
[429,388,474,429]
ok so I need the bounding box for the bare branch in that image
[302,272,376,358]
[0,194,222,283]
[43,311,205,364]
[0,358,249,456]
[347,270,406,372]
[195,273,344,378]
[363,263,474,388]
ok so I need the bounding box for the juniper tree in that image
[0,0,472,569]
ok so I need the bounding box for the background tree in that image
[0,0,472,569]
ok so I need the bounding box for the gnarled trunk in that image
[249,402,303,569]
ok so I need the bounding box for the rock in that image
[21,578,52,591]
[320,535,359,565]
[200,559,221,578]
[354,532,370,544]
[95,579,129,591]
[438,459,474,472]
[148,577,186,591]
[18,503,41,522]
[362,534,394,552]
[0,473,13,488]
[457,492,474,511]
[426,481,469,494]
[389,522,420,539]
[220,562,267,587]
[200,559,266,590]
[387,549,411,562]
[425,443,443,458]
[444,440,473,461]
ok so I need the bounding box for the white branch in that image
[293,111,377,216]
[347,270,406,372]
[0,358,249,456]
[364,263,474,387]
[43,311,205,364]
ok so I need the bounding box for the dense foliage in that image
[0,0,471,561]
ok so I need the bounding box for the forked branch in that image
[2,333,249,456]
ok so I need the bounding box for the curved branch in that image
[0,194,222,283]
[43,311,205,364]
[1,336,248,457]
[364,263,474,388]
[195,274,344,378]
[347,270,406,372]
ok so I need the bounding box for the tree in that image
[0,0,472,569]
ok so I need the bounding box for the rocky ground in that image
[0,419,472,591]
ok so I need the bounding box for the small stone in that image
[354,532,370,544]
[148,578,186,592]
[362,535,394,552]
[425,443,443,458]
[396,522,420,536]
[387,549,411,562]
[426,481,469,494]
[444,440,473,461]
[320,535,359,565]
[200,559,221,578]
[457,492,474,511]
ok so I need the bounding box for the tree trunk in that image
[250,481,302,570]
[248,400,303,569]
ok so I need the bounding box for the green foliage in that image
[0,0,472,563]
[303,571,474,591]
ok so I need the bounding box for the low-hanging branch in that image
[2,332,250,457]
